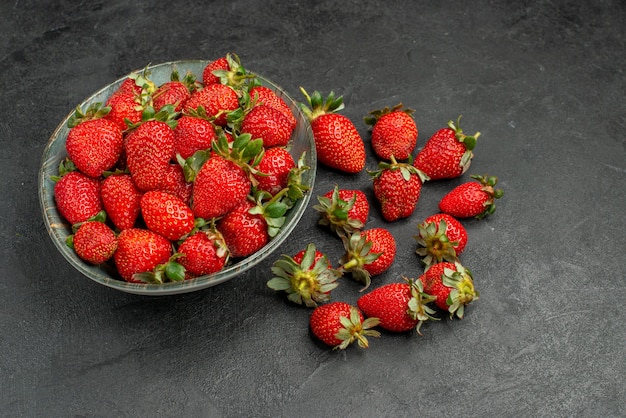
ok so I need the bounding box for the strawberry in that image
[240,104,294,148]
[104,91,144,131]
[340,228,396,290]
[152,70,197,112]
[173,115,217,160]
[65,117,124,178]
[364,103,418,161]
[140,190,195,241]
[69,220,118,265]
[159,163,193,206]
[369,155,429,222]
[413,116,480,180]
[113,228,175,283]
[253,146,295,196]
[418,261,478,319]
[309,302,380,349]
[267,243,342,307]
[249,85,297,129]
[53,168,103,225]
[357,277,437,334]
[414,213,468,269]
[202,56,229,85]
[184,83,239,126]
[125,119,176,192]
[217,199,268,258]
[439,174,504,219]
[101,173,142,231]
[313,185,369,237]
[299,89,366,173]
[177,228,229,278]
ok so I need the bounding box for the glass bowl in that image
[38,60,316,295]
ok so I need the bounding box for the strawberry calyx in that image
[212,131,265,180]
[211,52,257,91]
[133,253,186,284]
[470,174,504,219]
[67,101,111,128]
[404,276,439,335]
[249,190,290,238]
[414,218,459,268]
[363,103,414,127]
[283,152,311,204]
[313,185,364,238]
[448,115,480,171]
[298,88,345,122]
[267,243,342,307]
[51,158,78,181]
[339,231,382,291]
[335,306,381,349]
[441,262,479,319]
[368,155,430,183]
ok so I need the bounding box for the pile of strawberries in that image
[52,54,311,283]
[267,93,504,349]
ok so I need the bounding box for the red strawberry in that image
[113,228,174,283]
[140,190,195,241]
[202,56,229,85]
[65,117,124,178]
[340,227,396,290]
[369,156,429,222]
[104,91,144,131]
[184,83,239,126]
[313,185,369,237]
[240,104,294,148]
[125,120,176,191]
[177,228,229,278]
[173,115,217,160]
[357,277,437,334]
[364,103,418,161]
[414,213,468,269]
[217,199,268,258]
[54,169,102,225]
[253,146,295,196]
[299,89,366,173]
[439,174,504,219]
[413,116,479,180]
[159,163,193,206]
[114,78,143,97]
[267,243,341,307]
[309,302,380,349]
[418,261,478,319]
[152,80,191,113]
[70,221,118,265]
[101,173,142,231]
[249,85,297,129]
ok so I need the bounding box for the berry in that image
[313,186,369,237]
[54,169,102,225]
[177,229,229,278]
[340,228,396,290]
[101,173,142,231]
[418,261,478,319]
[70,221,118,265]
[140,190,195,241]
[439,174,504,219]
[414,213,468,269]
[309,302,380,349]
[365,103,418,161]
[66,117,124,178]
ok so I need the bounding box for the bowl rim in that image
[38,60,317,295]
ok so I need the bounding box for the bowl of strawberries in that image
[38,55,316,295]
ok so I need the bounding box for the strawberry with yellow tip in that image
[418,261,478,319]
[309,302,380,349]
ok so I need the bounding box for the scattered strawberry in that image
[340,228,396,290]
[357,277,437,334]
[53,167,103,225]
[240,104,294,148]
[369,155,429,222]
[113,228,175,283]
[309,302,380,349]
[65,117,124,178]
[414,213,468,269]
[69,220,118,265]
[299,88,366,173]
[100,173,142,231]
[253,146,296,196]
[218,199,269,258]
[418,261,478,319]
[439,174,504,219]
[413,116,479,180]
[267,243,342,307]
[177,228,229,278]
[140,190,195,241]
[313,186,369,237]
[364,103,418,161]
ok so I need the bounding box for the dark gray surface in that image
[1,1,624,417]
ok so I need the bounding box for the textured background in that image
[1,1,624,416]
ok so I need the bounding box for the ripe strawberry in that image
[414,213,468,269]
[159,163,193,206]
[173,115,217,160]
[140,190,195,241]
[309,302,380,349]
[202,56,229,85]
[340,228,396,290]
[364,103,418,161]
[65,117,124,178]
[313,186,369,237]
[104,91,144,131]
[439,174,504,219]
[253,146,295,196]
[249,85,297,129]
[152,80,191,112]
[125,120,176,191]
[70,221,118,265]
[413,116,479,180]
[184,83,239,126]
[357,277,437,334]
[240,104,294,148]
[53,169,102,225]
[418,261,478,319]
[113,228,174,283]
[101,173,142,231]
[267,243,342,307]
[299,89,366,173]
[217,199,268,258]
[114,78,143,96]
[369,156,429,222]
[177,228,229,278]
